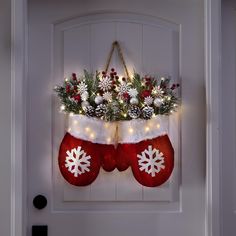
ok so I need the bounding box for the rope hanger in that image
[104,41,131,80]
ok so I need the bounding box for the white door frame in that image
[10,0,222,235]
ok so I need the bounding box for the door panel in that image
[53,14,179,204]
[28,1,205,235]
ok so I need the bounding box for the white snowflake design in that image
[137,145,165,177]
[152,86,163,97]
[98,76,112,91]
[103,91,112,102]
[65,146,91,177]
[77,81,88,94]
[117,82,130,97]
[144,96,154,106]
[128,88,138,98]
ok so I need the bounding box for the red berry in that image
[102,71,106,75]
[115,76,119,80]
[72,73,76,77]
[111,68,115,72]
[176,83,180,87]
[141,90,151,98]
[122,77,126,81]
[113,72,117,75]
[123,92,130,100]
[73,94,81,102]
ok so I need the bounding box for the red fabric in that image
[58,133,101,186]
[59,133,174,187]
[116,135,174,187]
[99,145,116,172]
[58,133,116,186]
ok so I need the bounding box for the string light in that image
[107,137,111,143]
[128,127,134,134]
[73,120,78,125]
[123,113,127,118]
[145,126,150,132]
[90,133,95,139]
[85,127,90,132]
[60,105,65,111]
[79,110,82,114]
[65,78,69,82]
[69,112,74,117]
[156,123,160,129]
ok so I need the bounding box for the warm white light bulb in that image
[60,105,65,111]
[145,126,150,132]
[156,123,160,129]
[85,127,90,132]
[128,128,134,134]
[69,112,74,117]
[90,133,95,139]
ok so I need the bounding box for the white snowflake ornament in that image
[65,146,91,177]
[117,82,130,97]
[103,91,112,102]
[144,96,154,106]
[152,86,163,97]
[98,76,112,91]
[137,145,165,177]
[128,88,138,98]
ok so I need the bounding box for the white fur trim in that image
[117,115,169,144]
[68,115,117,145]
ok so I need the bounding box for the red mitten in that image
[58,115,117,186]
[117,116,174,187]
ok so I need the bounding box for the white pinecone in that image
[95,104,107,117]
[85,105,95,117]
[142,106,154,120]
[128,105,141,119]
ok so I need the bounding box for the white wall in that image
[221,0,236,235]
[0,0,11,235]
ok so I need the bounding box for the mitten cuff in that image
[68,115,117,145]
[117,115,169,144]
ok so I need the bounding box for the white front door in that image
[27,0,205,235]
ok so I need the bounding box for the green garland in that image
[54,69,180,121]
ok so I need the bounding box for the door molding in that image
[10,0,222,235]
[204,0,222,235]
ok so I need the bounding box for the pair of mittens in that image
[58,115,174,187]
[58,115,117,186]
[116,116,174,187]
